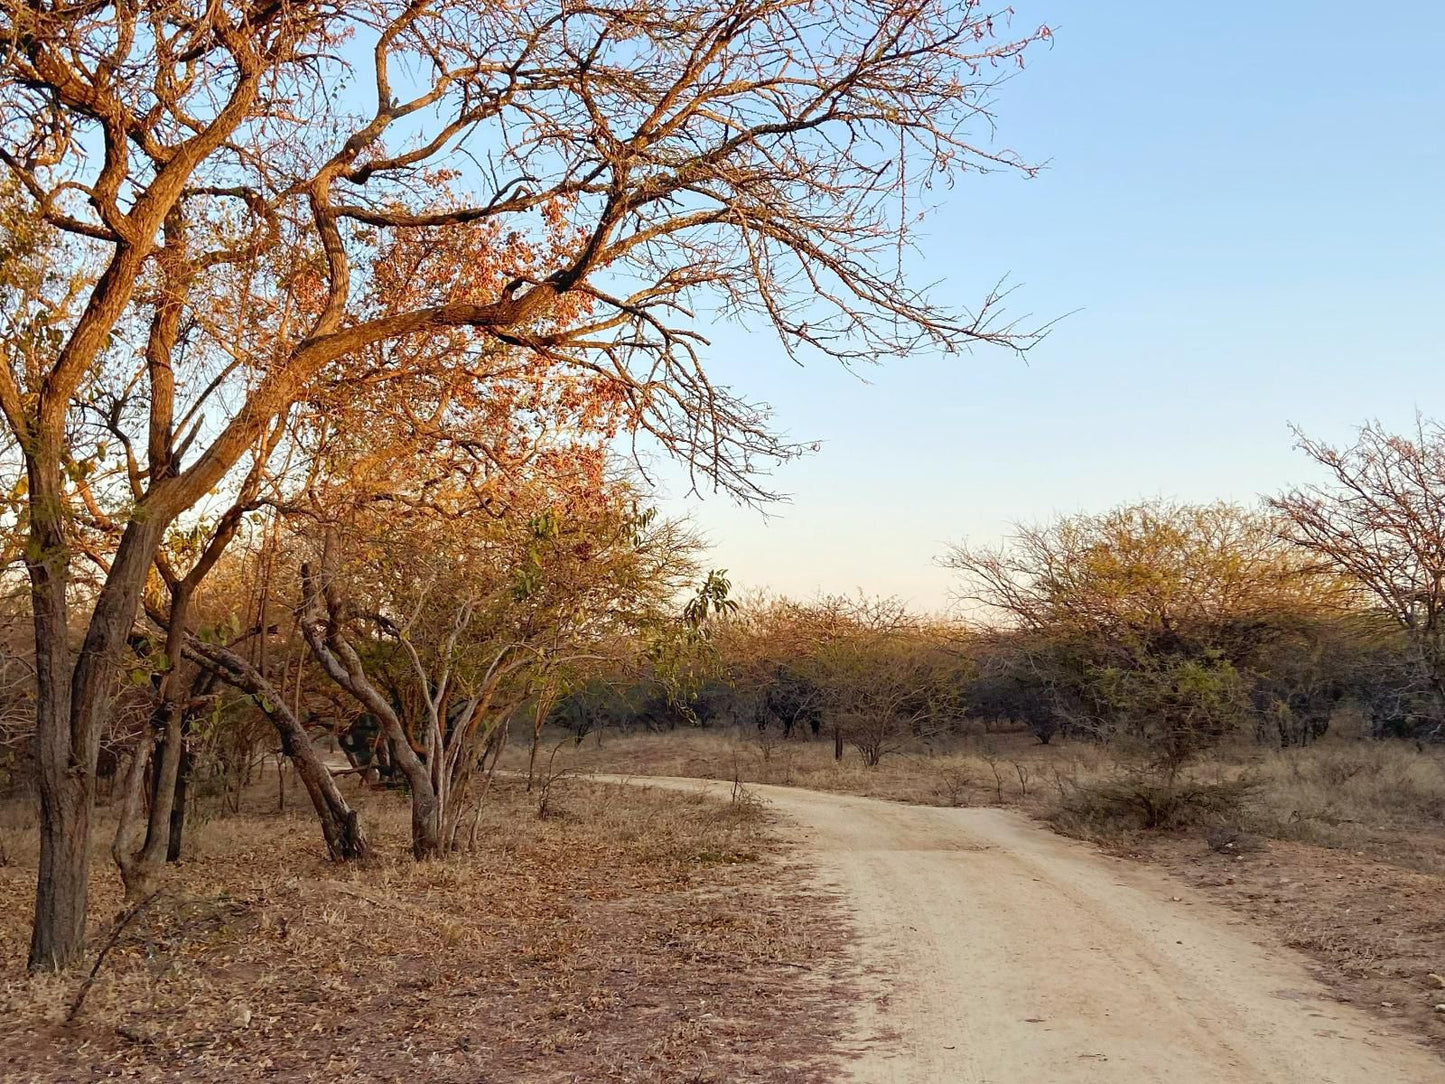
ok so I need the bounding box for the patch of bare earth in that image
[0,779,853,1083]
[1136,831,1445,1054]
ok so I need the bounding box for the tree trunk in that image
[30,632,87,968]
[112,732,159,898]
[166,743,191,862]
[298,560,436,856]
[527,725,541,791]
[113,576,196,898]
[30,777,91,971]
[26,453,82,970]
[186,639,369,860]
[121,706,184,897]
[412,795,443,859]
[277,719,369,860]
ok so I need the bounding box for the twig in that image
[68,891,164,1023]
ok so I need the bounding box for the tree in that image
[295,473,696,855]
[1273,418,1445,730]
[945,502,1323,650]
[944,501,1341,763]
[1084,652,1249,780]
[811,628,960,766]
[961,631,1063,742]
[111,425,303,897]
[1,0,1050,967]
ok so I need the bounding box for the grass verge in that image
[0,776,852,1083]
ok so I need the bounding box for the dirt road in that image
[621,778,1443,1083]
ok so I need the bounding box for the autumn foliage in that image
[0,0,1053,968]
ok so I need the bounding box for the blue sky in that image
[656,1,1445,611]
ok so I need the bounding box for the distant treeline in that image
[554,420,1445,774]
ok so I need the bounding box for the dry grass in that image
[1245,743,1445,860]
[1146,826,1445,1051]
[530,727,1445,863]
[507,728,1113,810]
[0,774,853,1083]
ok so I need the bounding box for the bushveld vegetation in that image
[539,420,1445,855]
[519,452,1445,1050]
[1,0,1444,1073]
[0,0,1054,978]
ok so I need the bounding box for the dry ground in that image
[612,777,1443,1082]
[0,775,853,1083]
[521,726,1445,1054]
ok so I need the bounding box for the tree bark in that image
[112,565,196,899]
[166,741,191,862]
[23,425,85,966]
[299,557,439,857]
[132,680,186,879]
[112,703,185,900]
[111,732,158,897]
[30,777,90,971]
[184,639,368,860]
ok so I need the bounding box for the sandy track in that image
[609,777,1443,1083]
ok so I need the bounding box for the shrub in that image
[1049,774,1258,836]
[933,765,972,807]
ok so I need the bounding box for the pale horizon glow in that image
[654,1,1445,612]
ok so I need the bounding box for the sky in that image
[650,1,1445,612]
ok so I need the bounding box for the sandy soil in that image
[613,777,1445,1084]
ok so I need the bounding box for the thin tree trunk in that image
[123,707,184,895]
[166,741,191,862]
[526,727,540,791]
[186,639,368,860]
[299,555,438,857]
[113,578,197,897]
[111,733,159,895]
[466,721,509,851]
